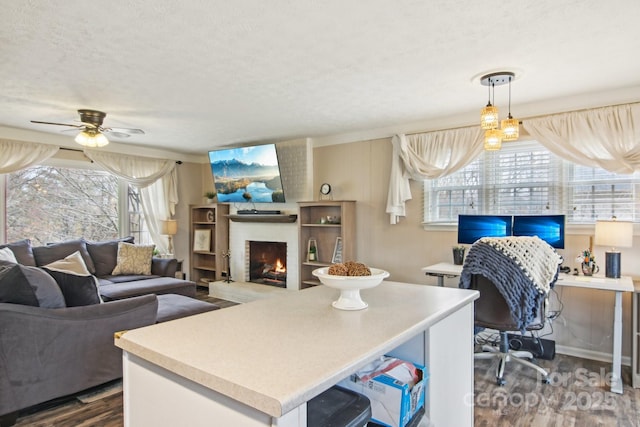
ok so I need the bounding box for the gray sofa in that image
[0,237,207,425]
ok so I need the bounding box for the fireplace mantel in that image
[227,214,298,223]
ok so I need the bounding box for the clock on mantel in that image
[319,183,333,200]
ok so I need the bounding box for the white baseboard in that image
[555,344,631,367]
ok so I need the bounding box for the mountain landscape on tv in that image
[211,159,285,203]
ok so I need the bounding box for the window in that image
[5,163,150,245]
[424,140,640,225]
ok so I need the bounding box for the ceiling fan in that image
[31,109,145,147]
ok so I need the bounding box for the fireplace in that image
[247,241,287,288]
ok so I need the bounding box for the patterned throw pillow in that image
[111,242,155,276]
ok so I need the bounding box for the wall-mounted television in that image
[457,215,513,244]
[208,144,285,203]
[512,214,566,249]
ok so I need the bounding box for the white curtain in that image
[0,139,59,174]
[84,149,178,253]
[386,127,484,224]
[523,103,640,174]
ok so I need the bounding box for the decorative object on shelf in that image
[595,219,633,278]
[204,191,216,203]
[193,229,211,252]
[206,210,214,222]
[580,249,598,276]
[332,237,343,264]
[159,219,178,256]
[452,246,465,265]
[222,250,233,283]
[312,267,390,310]
[308,238,318,262]
[478,71,520,150]
[319,182,333,200]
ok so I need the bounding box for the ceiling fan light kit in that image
[74,129,109,147]
[31,109,144,148]
[478,71,520,150]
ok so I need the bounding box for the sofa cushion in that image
[112,242,155,276]
[0,247,18,263]
[156,294,219,323]
[0,260,66,308]
[86,236,135,277]
[42,251,102,307]
[0,239,36,266]
[99,277,197,301]
[33,239,96,274]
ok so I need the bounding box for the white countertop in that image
[115,281,478,418]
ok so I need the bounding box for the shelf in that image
[194,265,217,272]
[300,223,341,227]
[227,214,298,223]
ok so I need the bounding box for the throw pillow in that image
[111,242,155,276]
[86,236,135,277]
[43,251,102,307]
[0,239,36,266]
[0,247,18,263]
[0,260,66,308]
[33,239,96,274]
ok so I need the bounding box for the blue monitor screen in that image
[512,215,565,249]
[457,215,513,244]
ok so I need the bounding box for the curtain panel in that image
[84,149,178,253]
[0,139,59,174]
[523,103,640,174]
[386,127,484,224]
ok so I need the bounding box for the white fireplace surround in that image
[229,221,300,291]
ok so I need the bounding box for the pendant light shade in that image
[484,128,502,151]
[501,116,519,141]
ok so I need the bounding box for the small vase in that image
[452,248,465,265]
[581,262,599,276]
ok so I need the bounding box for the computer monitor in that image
[512,215,566,249]
[457,215,513,244]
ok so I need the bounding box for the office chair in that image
[470,274,550,385]
[459,236,561,386]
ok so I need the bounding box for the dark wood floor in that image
[9,291,640,426]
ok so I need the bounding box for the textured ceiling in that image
[1,0,640,155]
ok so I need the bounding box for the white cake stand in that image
[312,267,390,310]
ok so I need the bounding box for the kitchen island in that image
[115,281,478,427]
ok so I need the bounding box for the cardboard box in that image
[338,362,427,427]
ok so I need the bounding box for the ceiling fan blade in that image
[30,120,84,129]
[106,131,131,138]
[102,127,145,135]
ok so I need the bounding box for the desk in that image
[421,262,634,394]
[422,262,463,286]
[116,281,478,426]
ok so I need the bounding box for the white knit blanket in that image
[479,236,562,294]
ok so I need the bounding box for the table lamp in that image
[594,219,633,278]
[160,219,178,256]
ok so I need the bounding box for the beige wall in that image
[313,137,637,363]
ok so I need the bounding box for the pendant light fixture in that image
[500,75,519,142]
[480,81,499,130]
[479,71,518,150]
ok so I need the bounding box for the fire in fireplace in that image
[248,241,287,288]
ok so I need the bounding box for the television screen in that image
[208,144,285,203]
[457,215,513,244]
[512,215,565,249]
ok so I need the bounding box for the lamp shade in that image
[160,219,178,235]
[594,220,633,249]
